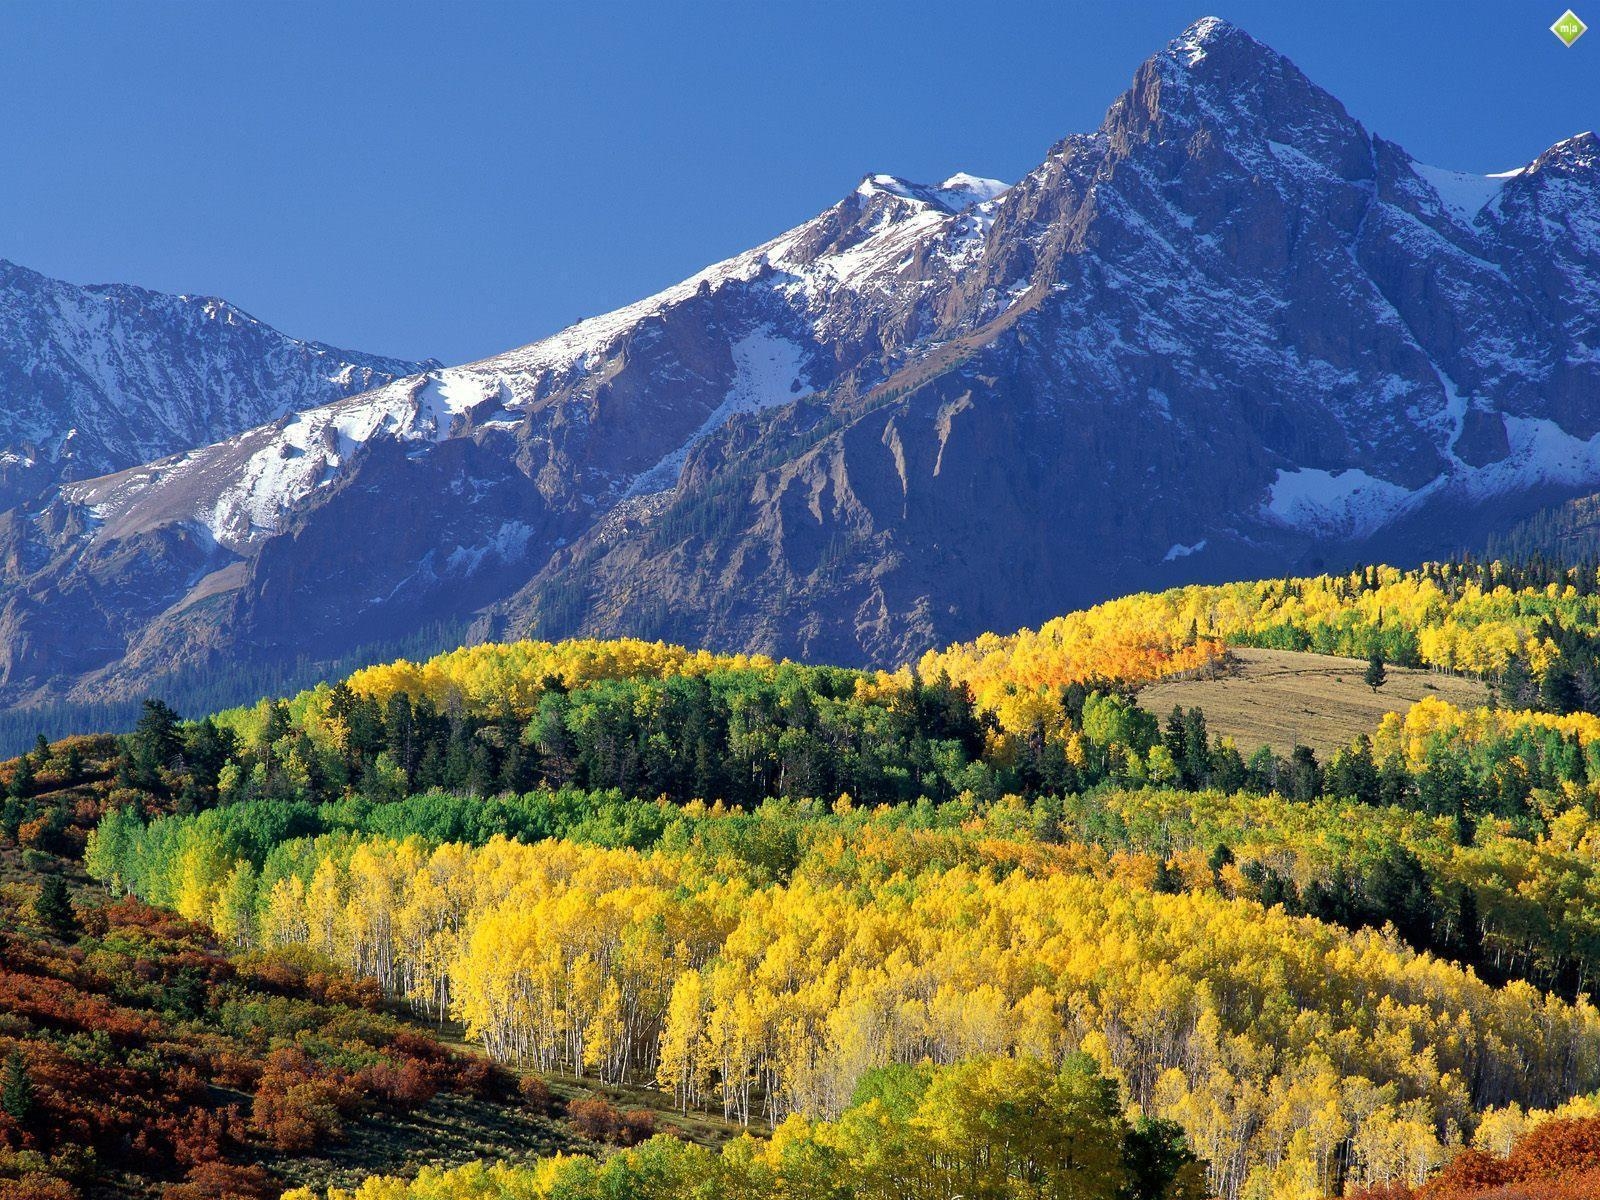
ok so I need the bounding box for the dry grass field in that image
[1136,647,1489,756]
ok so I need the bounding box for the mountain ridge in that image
[0,256,434,511]
[2,16,1598,704]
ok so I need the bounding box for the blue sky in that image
[2,1,1594,364]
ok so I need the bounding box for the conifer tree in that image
[0,1050,32,1122]
[1364,649,1387,693]
[33,873,77,939]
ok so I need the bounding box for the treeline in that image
[94,673,1594,843]
[0,619,470,758]
[114,663,988,813]
[1481,490,1600,571]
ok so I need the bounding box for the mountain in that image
[2,16,1598,705]
[0,258,431,509]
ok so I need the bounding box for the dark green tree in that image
[0,1050,32,1122]
[62,744,83,785]
[1122,1115,1205,1200]
[1498,655,1536,709]
[1364,650,1387,694]
[1363,846,1437,951]
[1541,664,1579,714]
[128,697,183,789]
[1287,744,1321,801]
[7,753,34,800]
[33,874,77,939]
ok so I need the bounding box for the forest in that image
[11,561,1600,1198]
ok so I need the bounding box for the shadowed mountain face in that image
[2,17,1598,703]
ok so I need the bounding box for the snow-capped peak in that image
[1170,15,1245,65]
[1530,131,1599,174]
[934,173,1010,208]
[855,172,1009,213]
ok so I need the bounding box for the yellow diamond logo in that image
[1553,9,1587,45]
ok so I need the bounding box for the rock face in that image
[2,16,1599,703]
[0,259,430,509]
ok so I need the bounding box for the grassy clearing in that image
[266,1091,582,1195]
[399,1015,748,1151]
[1137,647,1489,755]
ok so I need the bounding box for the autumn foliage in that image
[0,887,493,1198]
[1348,1115,1600,1199]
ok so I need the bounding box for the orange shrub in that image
[566,1097,621,1142]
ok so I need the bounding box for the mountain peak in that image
[854,172,1008,213]
[1155,15,1315,94]
[1095,15,1370,180]
[1529,130,1599,174]
[1169,15,1255,63]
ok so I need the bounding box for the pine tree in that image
[1365,650,1388,694]
[7,753,34,800]
[33,874,77,939]
[1152,859,1184,894]
[0,1050,31,1122]
[62,744,83,784]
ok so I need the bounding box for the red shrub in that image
[1416,1148,1511,1196]
[0,1176,77,1200]
[1505,1117,1600,1180]
[616,1108,657,1146]
[161,1161,275,1200]
[356,1059,437,1108]
[449,1054,510,1099]
[567,1097,621,1142]
[519,1074,553,1114]
[1410,1118,1600,1200]
[250,1050,351,1153]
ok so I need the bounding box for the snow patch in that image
[1267,140,1336,178]
[446,520,536,576]
[1163,539,1207,561]
[856,173,1009,213]
[627,328,811,496]
[1263,468,1416,539]
[415,372,516,441]
[1173,16,1230,65]
[1413,163,1508,225]
[1465,417,1600,498]
[934,173,1010,208]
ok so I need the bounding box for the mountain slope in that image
[0,258,431,508]
[3,16,1599,703]
[505,19,1600,662]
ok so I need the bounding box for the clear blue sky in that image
[2,1,1594,364]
